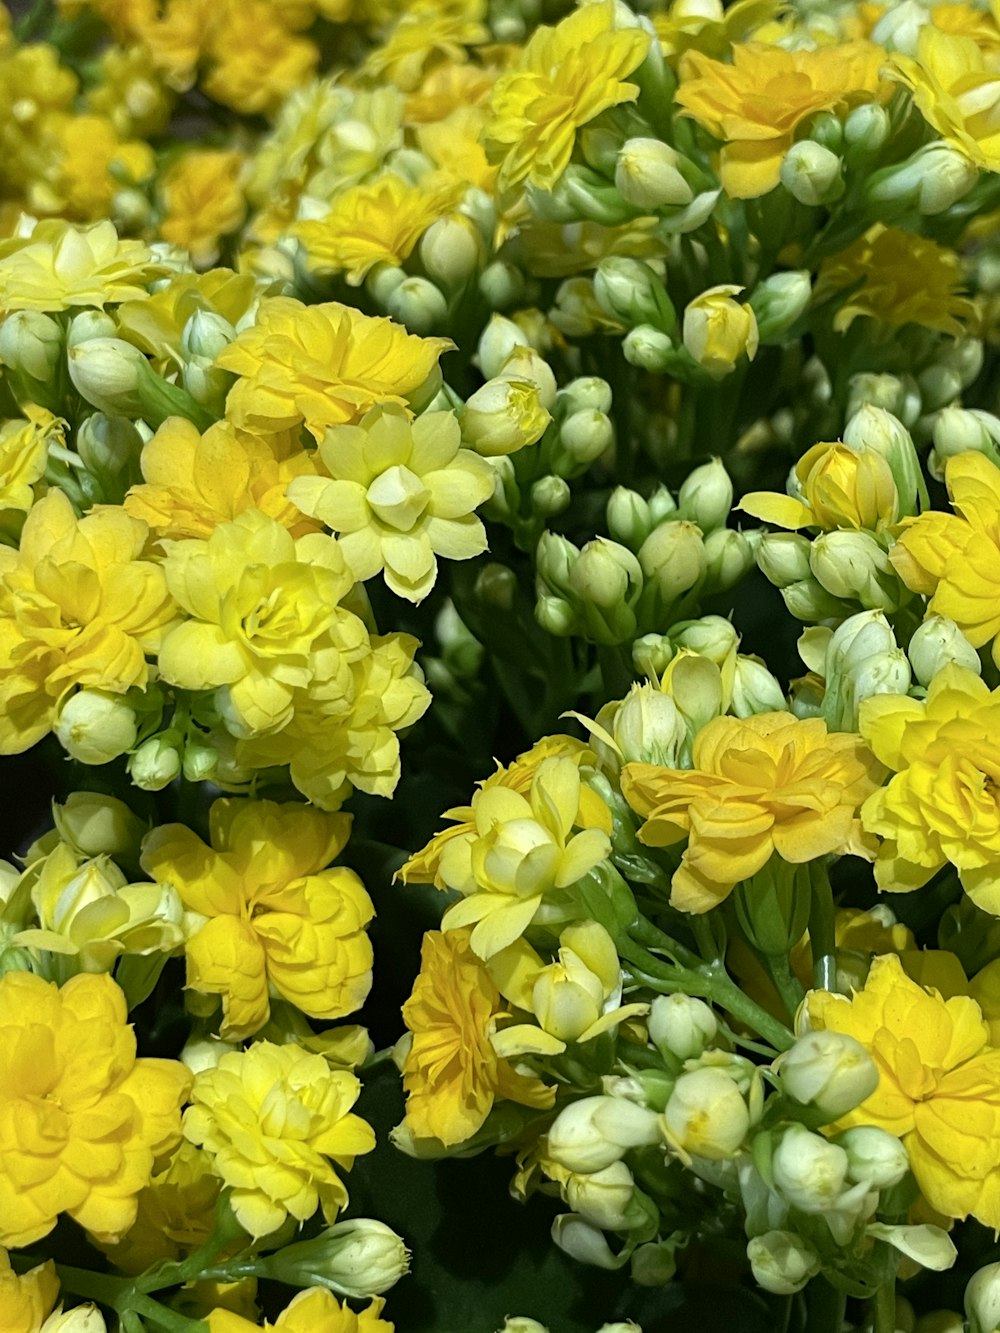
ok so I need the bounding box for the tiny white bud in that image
[55,690,138,765]
[771,1124,850,1213]
[747,1231,821,1295]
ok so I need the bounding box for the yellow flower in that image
[287,403,494,603]
[202,1,318,115]
[859,665,1000,911]
[0,971,190,1247]
[0,491,174,755]
[807,953,1000,1229]
[621,712,881,914]
[682,284,759,379]
[157,509,365,737]
[0,1249,59,1333]
[741,440,899,532]
[399,734,611,887]
[891,452,1000,664]
[437,756,612,960]
[116,267,258,372]
[53,114,155,220]
[207,1288,392,1333]
[182,1041,375,1238]
[141,798,374,1040]
[294,174,461,286]
[675,40,885,198]
[96,1142,219,1274]
[891,26,1000,172]
[123,416,320,540]
[816,225,976,335]
[159,150,246,268]
[363,5,488,92]
[0,219,160,312]
[216,297,453,441]
[654,0,780,62]
[0,407,64,514]
[398,928,555,1148]
[484,1,650,196]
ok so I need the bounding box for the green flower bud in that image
[932,406,1000,470]
[367,263,407,306]
[570,538,643,643]
[55,689,138,765]
[551,1214,624,1270]
[622,324,674,372]
[638,521,706,610]
[846,371,921,427]
[672,614,738,663]
[256,1218,410,1298]
[780,141,842,206]
[68,337,147,416]
[607,487,652,551]
[749,271,812,342]
[648,485,678,524]
[703,528,754,594]
[181,310,235,360]
[558,164,636,226]
[128,735,181,790]
[731,656,786,716]
[182,741,218,783]
[772,1124,850,1212]
[908,614,982,685]
[478,260,525,311]
[632,633,674,678]
[677,458,732,532]
[67,311,118,347]
[631,1236,680,1287]
[810,113,843,153]
[386,276,448,334]
[747,1231,821,1296]
[496,1320,549,1333]
[615,137,693,209]
[76,413,143,480]
[757,532,812,587]
[563,1160,637,1231]
[560,376,613,415]
[594,257,676,334]
[52,792,146,862]
[530,475,571,518]
[776,1030,879,1121]
[535,595,579,636]
[554,408,614,474]
[475,561,518,611]
[0,310,63,381]
[648,993,717,1062]
[536,531,579,597]
[810,530,903,611]
[842,102,891,159]
[781,578,852,622]
[836,1126,909,1190]
[420,215,483,290]
[866,141,978,217]
[664,1067,749,1161]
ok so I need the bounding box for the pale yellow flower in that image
[363,4,488,92]
[159,150,246,267]
[287,403,494,603]
[0,407,63,514]
[183,1041,375,1238]
[0,219,160,312]
[0,1248,59,1333]
[682,284,759,379]
[207,1288,393,1333]
[141,798,374,1039]
[0,971,190,1247]
[740,440,899,533]
[891,26,1000,172]
[216,297,453,441]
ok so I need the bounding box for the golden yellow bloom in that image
[287,403,494,603]
[0,971,190,1247]
[0,219,160,312]
[142,798,374,1039]
[157,509,364,737]
[399,734,610,887]
[399,928,555,1147]
[159,150,246,268]
[415,105,498,193]
[208,1288,392,1333]
[622,712,881,914]
[741,440,899,532]
[0,407,63,514]
[891,26,1000,172]
[816,225,976,335]
[54,114,154,220]
[295,174,460,285]
[96,1142,219,1274]
[485,1,650,196]
[437,756,612,960]
[891,452,1000,663]
[216,297,453,441]
[363,5,488,92]
[682,284,759,378]
[859,665,1000,911]
[676,40,885,198]
[202,1,318,115]
[654,0,779,62]
[807,953,1000,1229]
[0,1249,58,1333]
[116,268,257,372]
[183,1041,375,1238]
[0,491,174,755]
[123,416,320,541]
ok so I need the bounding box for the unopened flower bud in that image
[847,372,921,426]
[571,538,641,611]
[43,1305,108,1332]
[67,311,117,347]
[68,338,147,415]
[52,791,146,862]
[531,475,571,518]
[776,1030,879,1121]
[0,309,62,380]
[664,1067,749,1160]
[615,137,693,210]
[908,614,981,685]
[772,1124,850,1212]
[76,412,142,479]
[367,263,407,306]
[672,615,738,663]
[607,487,652,551]
[561,376,613,415]
[809,530,902,611]
[843,102,890,159]
[128,735,181,790]
[867,141,978,217]
[749,271,812,341]
[551,1214,623,1270]
[782,578,851,622]
[703,528,754,594]
[648,994,717,1062]
[632,633,674,678]
[594,258,675,334]
[731,656,786,716]
[478,260,525,311]
[836,1126,909,1190]
[555,408,614,473]
[536,531,578,596]
[181,310,235,360]
[965,1261,1000,1333]
[630,1237,680,1286]
[932,406,1000,469]
[638,521,706,607]
[677,458,732,532]
[872,1,930,55]
[919,364,964,414]
[747,1231,822,1295]
[420,215,483,289]
[780,141,842,207]
[257,1218,410,1298]
[477,315,531,378]
[386,276,448,334]
[604,685,686,768]
[547,1095,662,1173]
[757,532,812,587]
[496,1320,548,1333]
[564,1160,637,1230]
[462,377,551,456]
[182,742,218,783]
[499,345,557,409]
[536,595,579,636]
[622,324,674,372]
[828,609,897,672]
[55,689,138,765]
[683,285,758,379]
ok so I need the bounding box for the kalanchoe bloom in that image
[0,406,62,513]
[890,26,1000,172]
[0,1247,58,1331]
[183,1041,375,1238]
[741,440,900,534]
[0,218,161,312]
[205,1287,393,1332]
[621,712,881,913]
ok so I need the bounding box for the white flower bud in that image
[0,309,63,380]
[128,735,181,791]
[622,324,674,372]
[55,690,138,765]
[776,1030,879,1121]
[605,685,686,768]
[780,141,842,207]
[561,376,613,415]
[181,309,236,360]
[966,1263,1000,1333]
[607,487,652,551]
[771,1124,850,1213]
[386,276,448,335]
[420,215,483,289]
[932,406,1000,466]
[749,271,812,341]
[867,142,978,216]
[782,578,849,622]
[872,0,930,55]
[809,530,902,612]
[836,1126,910,1190]
[703,528,754,594]
[258,1218,410,1298]
[594,258,675,334]
[564,1160,637,1230]
[757,532,812,588]
[182,742,218,783]
[632,633,674,678]
[828,609,897,673]
[638,521,706,605]
[615,137,693,209]
[478,260,525,311]
[672,614,738,663]
[677,458,732,532]
[730,656,786,717]
[551,1214,623,1270]
[531,475,571,518]
[908,615,982,686]
[42,1305,108,1332]
[747,1231,821,1295]
[367,264,407,306]
[68,338,147,415]
[648,994,717,1061]
[843,103,890,157]
[571,538,642,611]
[477,314,531,379]
[67,311,117,347]
[846,372,921,426]
[664,1067,750,1160]
[558,408,614,469]
[546,1096,662,1174]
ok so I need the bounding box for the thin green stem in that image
[764,951,806,1024]
[129,1293,204,1332]
[809,861,837,992]
[48,1263,131,1305]
[873,1279,896,1333]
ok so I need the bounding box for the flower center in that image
[367,465,430,531]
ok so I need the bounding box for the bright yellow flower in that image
[216,297,453,441]
[53,114,155,220]
[807,953,1000,1229]
[115,268,257,372]
[399,928,555,1148]
[123,416,320,541]
[415,105,498,193]
[682,283,759,378]
[202,1,318,115]
[0,1249,58,1333]
[294,174,461,286]
[437,756,612,960]
[0,491,173,755]
[891,452,1000,664]
[363,5,488,92]
[0,407,63,514]
[741,440,899,532]
[406,61,495,124]
[0,971,190,1247]
[0,219,160,312]
[399,734,611,887]
[159,150,246,268]
[891,26,1000,172]
[484,1,651,196]
[816,224,976,335]
[621,713,881,914]
[287,403,494,604]
[156,509,365,737]
[208,1288,392,1333]
[675,40,885,197]
[142,798,374,1039]
[654,0,780,62]
[183,1041,375,1238]
[96,1142,219,1274]
[85,43,174,138]
[859,665,1000,911]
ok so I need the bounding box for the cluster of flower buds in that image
[793,610,911,731]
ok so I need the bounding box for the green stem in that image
[809,861,837,992]
[129,1293,204,1331]
[48,1263,132,1305]
[763,951,806,1024]
[873,1279,896,1333]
